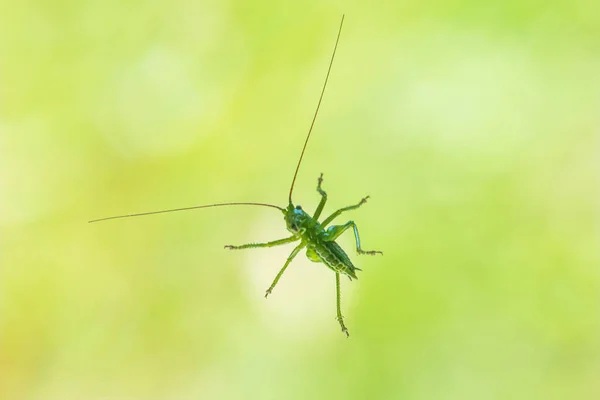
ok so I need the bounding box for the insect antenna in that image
[88,202,285,223]
[288,14,345,205]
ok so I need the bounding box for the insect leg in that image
[224,236,298,250]
[321,196,370,227]
[325,221,383,256]
[313,173,328,220]
[336,272,349,337]
[265,243,306,298]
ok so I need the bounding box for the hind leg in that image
[324,221,383,256]
[336,272,349,337]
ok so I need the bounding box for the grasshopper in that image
[90,15,382,336]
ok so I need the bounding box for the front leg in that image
[325,221,383,256]
[313,173,327,220]
[225,235,298,250]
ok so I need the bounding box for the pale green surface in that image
[1,1,600,399]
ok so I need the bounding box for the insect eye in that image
[295,205,302,210]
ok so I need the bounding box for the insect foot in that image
[224,245,235,250]
[359,195,370,205]
[337,316,350,337]
[317,173,327,198]
[264,289,272,298]
[358,249,383,256]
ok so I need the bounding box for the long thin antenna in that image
[89,202,285,223]
[288,14,345,204]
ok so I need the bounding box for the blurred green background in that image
[1,0,599,399]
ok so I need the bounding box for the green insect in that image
[90,15,382,336]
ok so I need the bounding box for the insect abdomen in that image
[311,241,359,280]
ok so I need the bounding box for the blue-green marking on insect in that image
[89,15,383,337]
